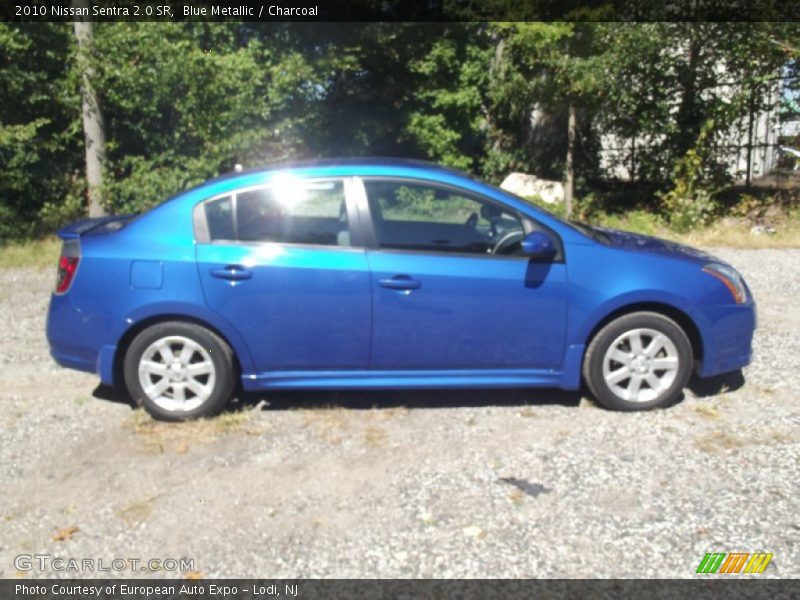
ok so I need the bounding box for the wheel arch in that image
[583,302,703,366]
[112,314,243,389]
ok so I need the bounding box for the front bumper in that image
[696,300,756,378]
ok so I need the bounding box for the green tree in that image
[92,23,319,214]
[402,24,489,171]
[0,23,82,241]
[598,23,796,186]
[484,22,608,217]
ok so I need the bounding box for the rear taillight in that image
[55,241,80,294]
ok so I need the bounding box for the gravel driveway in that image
[1,248,798,579]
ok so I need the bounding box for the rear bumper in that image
[50,348,95,374]
[46,293,117,386]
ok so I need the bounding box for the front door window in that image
[363,180,525,256]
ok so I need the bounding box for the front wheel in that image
[123,321,236,421]
[583,312,693,411]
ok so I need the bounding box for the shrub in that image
[658,120,723,232]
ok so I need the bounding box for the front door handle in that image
[210,265,253,281]
[378,275,421,290]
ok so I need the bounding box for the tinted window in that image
[364,180,524,255]
[205,196,235,241]
[206,179,350,246]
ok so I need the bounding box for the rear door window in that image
[204,179,350,247]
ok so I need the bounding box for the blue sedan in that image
[46,159,756,420]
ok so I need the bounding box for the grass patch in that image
[694,431,746,454]
[524,195,800,248]
[51,525,79,542]
[363,425,387,446]
[694,427,792,454]
[591,207,800,248]
[368,405,409,421]
[0,237,60,269]
[118,497,156,526]
[518,406,542,417]
[693,404,719,419]
[300,406,349,444]
[507,488,526,506]
[130,409,252,453]
[297,403,406,445]
[676,210,800,248]
[593,209,671,238]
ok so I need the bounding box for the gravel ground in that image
[0,248,798,579]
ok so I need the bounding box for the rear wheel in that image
[583,312,693,411]
[124,321,236,421]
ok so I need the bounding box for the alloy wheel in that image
[137,335,216,413]
[601,327,679,403]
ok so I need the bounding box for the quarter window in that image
[364,180,525,255]
[205,196,235,241]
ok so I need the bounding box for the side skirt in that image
[240,369,566,391]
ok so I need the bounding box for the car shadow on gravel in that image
[89,383,583,415]
[92,384,136,408]
[241,387,583,412]
[687,369,746,398]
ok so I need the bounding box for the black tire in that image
[123,321,236,421]
[583,311,693,411]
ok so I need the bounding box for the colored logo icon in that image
[696,552,773,574]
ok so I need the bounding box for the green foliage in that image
[520,194,568,219]
[93,23,318,214]
[591,209,669,238]
[598,22,795,182]
[38,175,86,233]
[404,29,488,171]
[374,184,479,223]
[481,21,610,181]
[0,22,797,239]
[658,120,721,232]
[730,193,766,218]
[0,23,81,241]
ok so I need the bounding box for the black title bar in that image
[3,0,800,22]
[4,579,800,600]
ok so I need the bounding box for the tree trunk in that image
[745,82,756,188]
[486,35,506,156]
[73,0,106,217]
[564,100,577,219]
[675,25,700,160]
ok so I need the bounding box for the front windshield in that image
[482,179,609,243]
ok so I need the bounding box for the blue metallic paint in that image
[366,251,568,370]
[196,243,372,371]
[130,261,163,290]
[46,158,756,396]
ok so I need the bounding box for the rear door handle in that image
[210,265,252,281]
[378,275,421,290]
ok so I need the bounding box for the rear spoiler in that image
[56,214,135,240]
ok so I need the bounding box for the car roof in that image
[200,157,471,187]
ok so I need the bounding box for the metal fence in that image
[598,74,798,185]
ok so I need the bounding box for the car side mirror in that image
[520,231,557,260]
